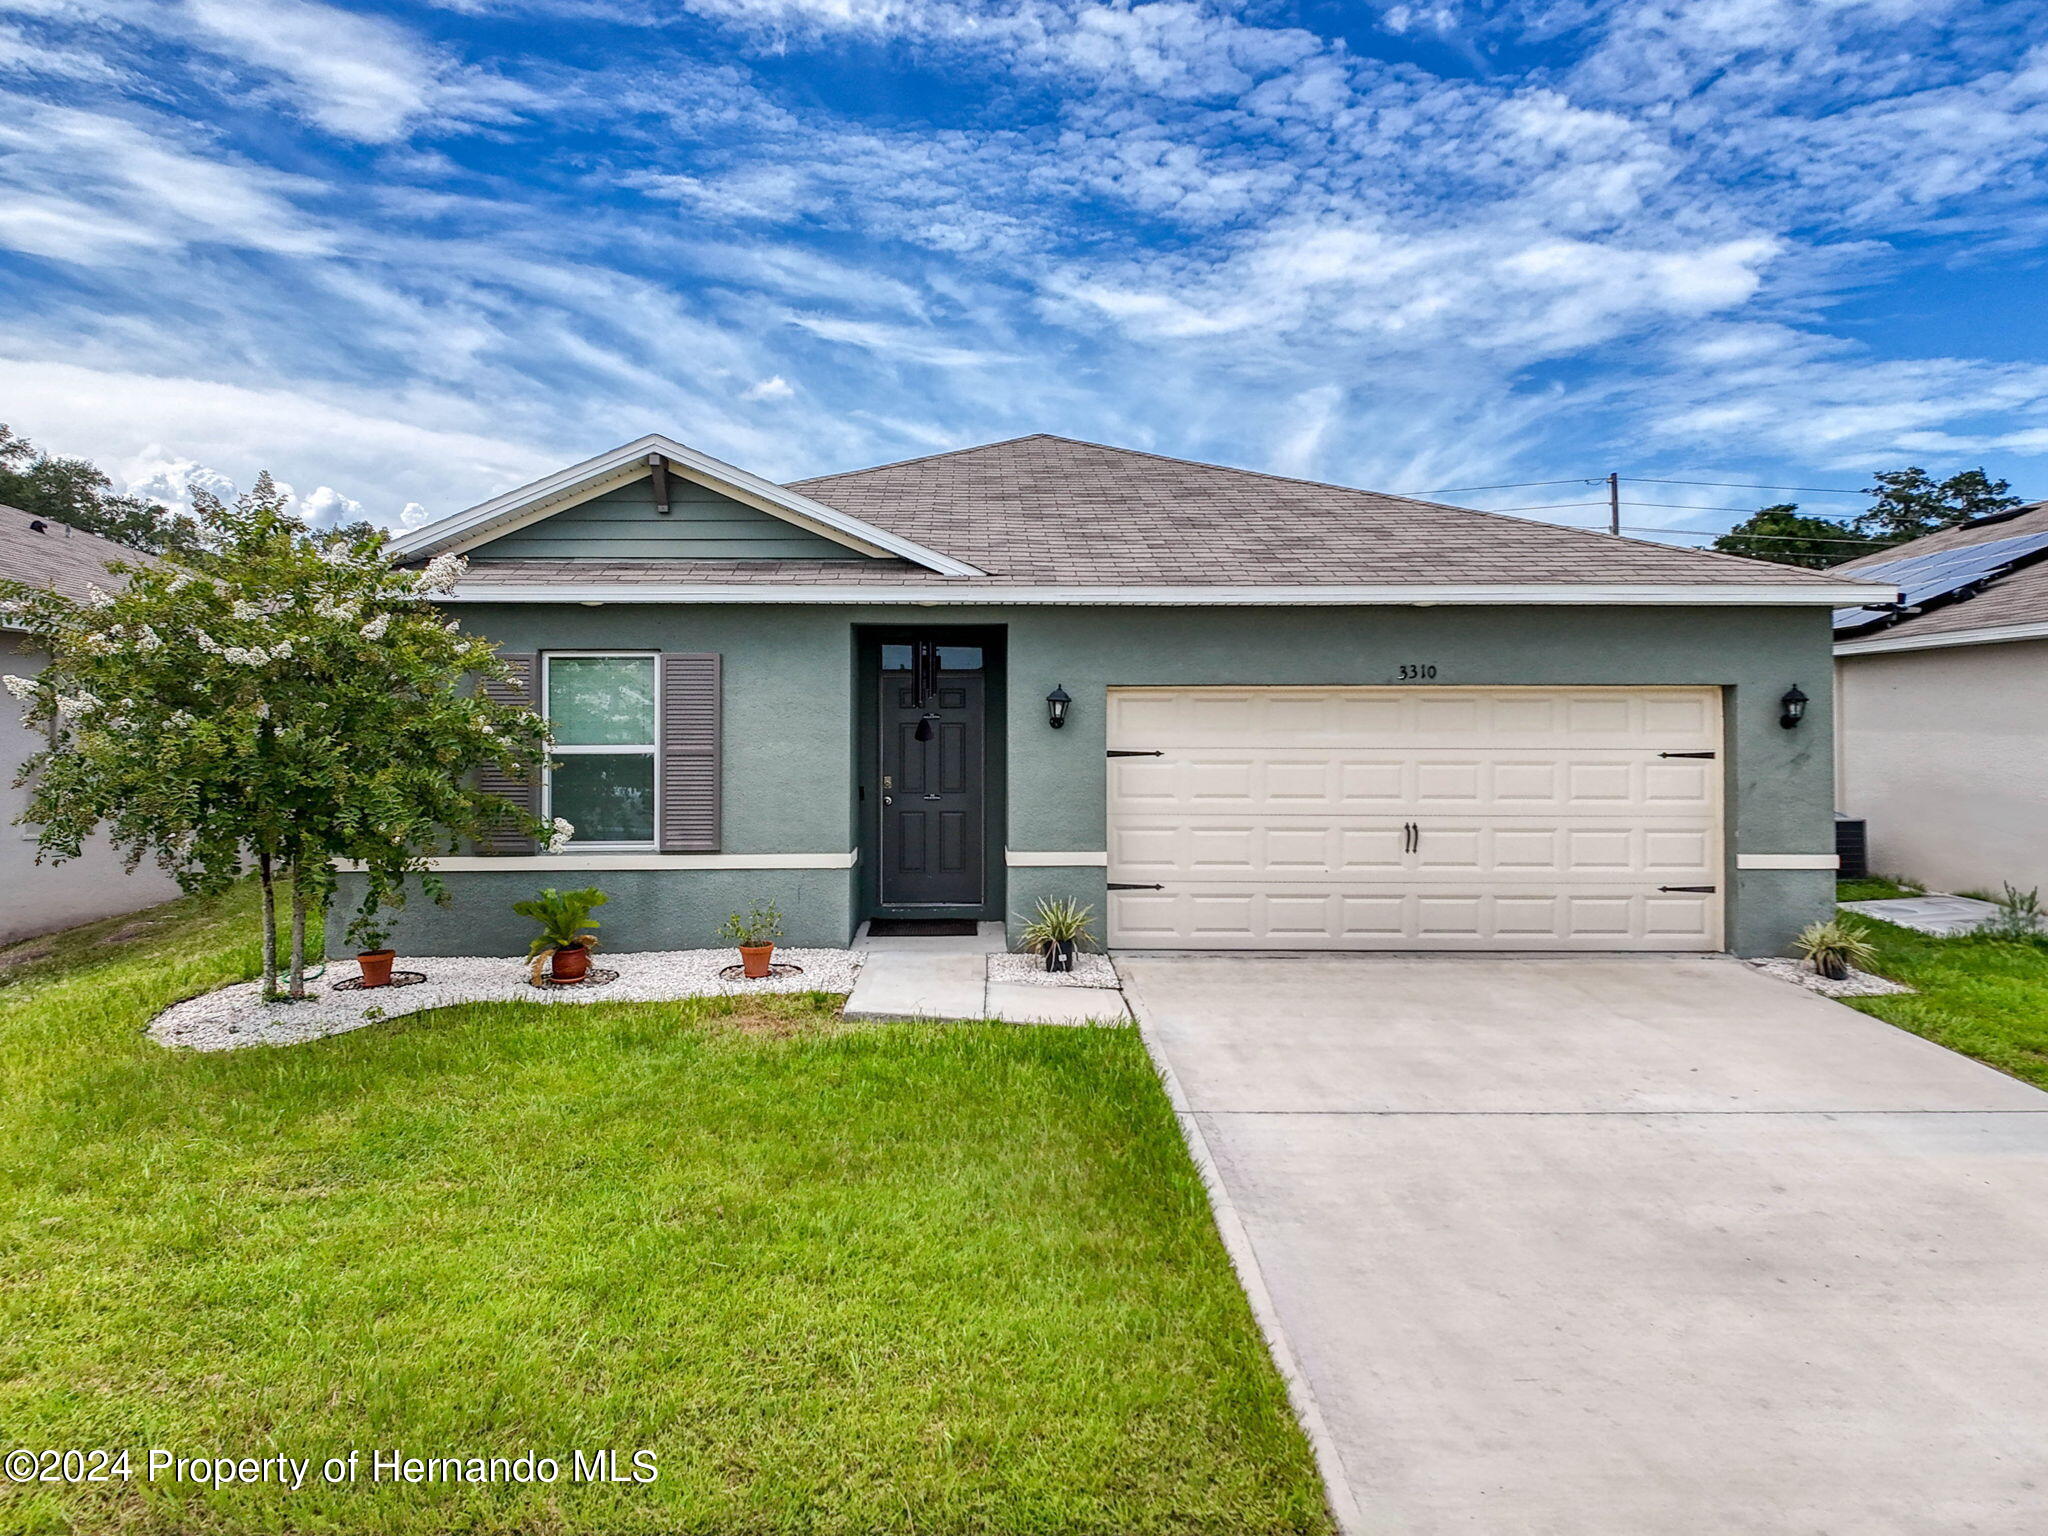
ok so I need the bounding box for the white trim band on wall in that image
[1735,853,1839,870]
[338,852,858,873]
[1005,850,1111,867]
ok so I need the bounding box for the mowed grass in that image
[1839,914,2048,1093]
[0,888,1330,1535]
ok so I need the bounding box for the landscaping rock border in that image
[986,951,1121,989]
[1747,957,1915,999]
[148,948,865,1052]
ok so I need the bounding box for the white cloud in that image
[741,375,796,400]
[181,0,532,143]
[0,96,334,262]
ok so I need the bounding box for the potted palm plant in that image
[347,914,395,989]
[1794,917,1876,981]
[514,886,607,983]
[720,901,785,979]
[1021,896,1095,972]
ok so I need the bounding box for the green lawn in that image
[1834,875,1922,903]
[1837,916,2048,1093]
[0,888,1330,1536]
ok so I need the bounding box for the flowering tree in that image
[2,474,551,1000]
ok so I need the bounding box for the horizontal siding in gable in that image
[473,477,869,562]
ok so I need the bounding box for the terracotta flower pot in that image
[357,949,395,988]
[551,944,591,982]
[739,943,774,979]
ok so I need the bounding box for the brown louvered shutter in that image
[476,653,540,855]
[660,652,721,852]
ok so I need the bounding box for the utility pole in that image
[1607,471,1621,535]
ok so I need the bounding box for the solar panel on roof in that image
[1833,528,2048,632]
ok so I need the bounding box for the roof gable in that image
[472,474,869,562]
[389,434,982,576]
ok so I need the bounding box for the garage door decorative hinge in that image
[1108,882,1164,891]
[1658,750,1716,759]
[1658,885,1717,893]
[1106,749,1163,758]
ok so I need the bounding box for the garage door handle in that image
[1659,751,1716,759]
[1658,885,1717,893]
[1106,749,1163,758]
[1108,882,1163,891]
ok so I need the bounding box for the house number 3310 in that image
[1397,664,1438,680]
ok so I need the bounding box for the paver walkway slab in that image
[1123,952,2048,1536]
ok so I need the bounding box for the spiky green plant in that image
[1795,917,1877,980]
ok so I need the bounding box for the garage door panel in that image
[1107,886,1718,950]
[1106,686,1723,952]
[1113,752,1713,817]
[1111,815,1714,883]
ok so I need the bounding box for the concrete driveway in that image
[1121,953,2048,1536]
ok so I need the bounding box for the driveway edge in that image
[1123,972,1368,1536]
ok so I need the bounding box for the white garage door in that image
[1106,687,1723,952]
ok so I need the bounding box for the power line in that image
[1398,477,1604,495]
[1627,526,1889,547]
[1628,476,1869,496]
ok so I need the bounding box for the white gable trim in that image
[441,580,1896,607]
[1835,618,2048,656]
[389,434,983,577]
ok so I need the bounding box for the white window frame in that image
[541,650,660,851]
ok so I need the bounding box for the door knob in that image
[882,795,893,806]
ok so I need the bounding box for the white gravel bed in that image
[1748,958,1915,998]
[986,951,1121,989]
[148,948,865,1052]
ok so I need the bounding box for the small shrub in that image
[513,887,606,955]
[720,902,784,947]
[1020,896,1096,955]
[1976,883,2045,943]
[1795,917,1877,981]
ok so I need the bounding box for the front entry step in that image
[842,951,1128,1025]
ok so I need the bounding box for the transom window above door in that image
[544,653,657,847]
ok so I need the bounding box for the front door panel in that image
[880,645,986,907]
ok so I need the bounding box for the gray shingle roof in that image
[784,435,1849,587]
[1834,501,2048,640]
[0,501,161,611]
[453,433,1869,592]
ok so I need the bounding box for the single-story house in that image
[340,433,1892,959]
[1834,499,2048,898]
[0,502,180,945]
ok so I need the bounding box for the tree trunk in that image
[288,869,310,1000]
[257,848,280,1001]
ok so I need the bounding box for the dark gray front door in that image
[880,640,985,907]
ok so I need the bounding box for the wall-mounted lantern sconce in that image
[1046,685,1072,730]
[1779,684,1809,730]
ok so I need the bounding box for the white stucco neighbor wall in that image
[1836,637,2048,899]
[0,636,180,945]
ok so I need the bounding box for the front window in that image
[545,653,657,847]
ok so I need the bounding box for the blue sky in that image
[1,0,2044,547]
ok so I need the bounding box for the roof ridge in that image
[791,434,1847,589]
[787,433,1060,484]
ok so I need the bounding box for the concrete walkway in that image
[1123,952,2048,1536]
[841,923,1129,1024]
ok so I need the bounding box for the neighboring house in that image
[0,502,180,944]
[1833,500,2048,898]
[337,433,1891,960]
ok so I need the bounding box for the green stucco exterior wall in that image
[332,601,1839,960]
